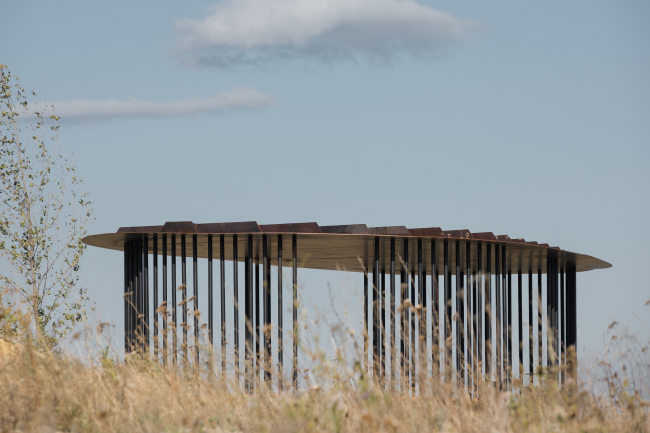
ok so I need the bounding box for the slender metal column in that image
[560,268,566,383]
[153,235,158,357]
[417,238,424,385]
[162,235,168,363]
[517,270,523,380]
[124,241,131,353]
[501,245,512,389]
[144,236,150,354]
[566,266,577,379]
[466,242,472,387]
[411,267,416,390]
[538,269,543,371]
[381,267,386,381]
[431,239,439,379]
[390,237,396,386]
[181,235,188,361]
[485,244,491,380]
[208,235,213,347]
[477,242,483,380]
[263,234,271,384]
[472,257,478,389]
[401,239,408,385]
[507,268,513,387]
[233,235,239,376]
[455,241,462,383]
[220,235,226,375]
[495,243,501,385]
[292,235,298,389]
[255,261,260,382]
[546,257,552,371]
[133,240,140,352]
[278,235,283,390]
[171,235,177,363]
[245,235,253,391]
[373,237,380,380]
[193,234,199,364]
[443,240,451,381]
[137,240,143,351]
[364,266,368,373]
[528,270,533,379]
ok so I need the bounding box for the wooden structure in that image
[83,220,610,391]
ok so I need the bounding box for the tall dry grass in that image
[0,301,648,433]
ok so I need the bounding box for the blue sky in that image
[4,0,649,366]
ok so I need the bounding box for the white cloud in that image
[175,0,479,67]
[42,89,273,121]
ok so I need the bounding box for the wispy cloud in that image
[41,89,273,122]
[175,0,479,67]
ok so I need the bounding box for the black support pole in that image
[477,242,483,380]
[292,235,298,389]
[381,267,386,382]
[373,237,379,380]
[485,244,491,381]
[181,235,188,361]
[518,270,523,381]
[364,266,368,374]
[255,261,260,382]
[124,241,131,353]
[538,269,542,372]
[411,267,416,390]
[162,235,168,363]
[171,235,177,364]
[220,235,226,375]
[278,235,283,390]
[390,237,396,387]
[401,239,408,386]
[233,235,239,377]
[418,238,424,387]
[466,241,472,388]
[528,270,533,379]
[560,266,565,383]
[444,240,451,381]
[245,235,253,391]
[208,235,213,348]
[495,243,501,385]
[263,235,271,384]
[566,266,577,380]
[193,234,199,364]
[431,239,439,379]
[153,235,158,357]
[143,236,149,354]
[455,241,462,384]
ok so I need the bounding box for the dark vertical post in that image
[528,271,533,379]
[507,268,512,388]
[538,269,543,372]
[381,267,386,382]
[143,236,149,354]
[171,235,177,363]
[444,240,451,381]
[245,235,253,391]
[153,235,158,357]
[566,266,577,380]
[501,245,512,389]
[162,236,168,363]
[485,244,492,380]
[401,239,408,387]
[455,241,462,384]
[292,235,298,389]
[495,243,501,385]
[124,241,131,353]
[373,237,380,380]
[133,240,140,352]
[255,261,260,382]
[193,234,199,364]
[181,235,188,361]
[233,235,239,377]
[546,256,552,372]
[410,267,416,391]
[560,268,566,382]
[517,270,523,381]
[278,235,283,390]
[390,237,396,387]
[466,241,472,388]
[263,234,271,384]
[477,242,483,380]
[220,235,226,375]
[431,239,439,379]
[417,238,424,387]
[208,235,213,348]
[364,266,368,374]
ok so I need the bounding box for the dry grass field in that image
[0,306,648,432]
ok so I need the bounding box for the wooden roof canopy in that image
[82,221,611,274]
